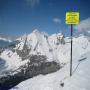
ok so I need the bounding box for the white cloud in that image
[26,0,40,8]
[53,18,61,24]
[77,17,90,31]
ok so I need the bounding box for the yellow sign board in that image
[66,12,79,24]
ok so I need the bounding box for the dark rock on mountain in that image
[0,55,60,90]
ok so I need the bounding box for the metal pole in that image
[70,24,73,76]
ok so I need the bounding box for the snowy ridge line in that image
[0,30,90,84]
[1,31,90,71]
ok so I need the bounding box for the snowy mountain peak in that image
[0,31,90,90]
[1,31,90,77]
[32,29,40,33]
[15,31,90,63]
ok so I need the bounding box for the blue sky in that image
[0,0,90,36]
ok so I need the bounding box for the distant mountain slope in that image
[0,36,12,47]
[0,30,90,74]
[0,40,11,47]
[0,30,90,89]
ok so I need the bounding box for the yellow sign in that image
[66,12,79,24]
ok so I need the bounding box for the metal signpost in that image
[66,12,79,76]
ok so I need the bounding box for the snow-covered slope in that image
[0,30,90,89]
[14,30,90,64]
[11,51,90,90]
[0,50,28,71]
[0,30,90,74]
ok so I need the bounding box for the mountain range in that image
[0,29,90,89]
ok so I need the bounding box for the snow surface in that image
[0,30,90,90]
[0,49,28,72]
[0,31,90,76]
[8,31,90,90]
[11,52,90,90]
[15,31,90,64]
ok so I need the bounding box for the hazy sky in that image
[0,0,90,36]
